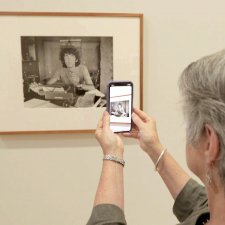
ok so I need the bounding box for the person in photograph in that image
[117,103,127,116]
[87,49,225,225]
[47,46,95,91]
[111,102,127,117]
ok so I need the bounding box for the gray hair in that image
[178,49,225,186]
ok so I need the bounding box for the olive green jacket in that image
[87,179,209,225]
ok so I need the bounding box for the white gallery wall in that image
[1,0,225,224]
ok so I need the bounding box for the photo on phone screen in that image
[107,81,133,133]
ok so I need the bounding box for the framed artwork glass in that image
[0,12,143,134]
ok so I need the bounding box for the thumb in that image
[102,111,110,129]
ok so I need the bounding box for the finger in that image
[95,119,102,140]
[123,121,138,136]
[102,111,110,129]
[96,111,105,129]
[132,112,145,129]
[96,118,103,129]
[133,107,150,122]
[131,121,138,131]
[122,130,139,139]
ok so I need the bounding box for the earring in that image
[205,169,212,185]
[205,163,218,193]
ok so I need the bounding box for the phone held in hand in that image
[107,81,133,133]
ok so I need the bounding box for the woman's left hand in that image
[95,111,124,157]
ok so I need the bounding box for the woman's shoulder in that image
[55,67,68,75]
[77,64,88,72]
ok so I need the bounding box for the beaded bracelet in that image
[103,155,125,167]
[155,148,167,171]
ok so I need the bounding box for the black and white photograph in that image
[21,36,113,108]
[110,100,129,117]
[0,12,142,133]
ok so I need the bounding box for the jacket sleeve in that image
[173,178,208,223]
[86,204,127,225]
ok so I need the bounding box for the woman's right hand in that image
[123,108,164,159]
[95,111,124,158]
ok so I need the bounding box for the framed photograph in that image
[0,12,143,134]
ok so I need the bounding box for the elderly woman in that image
[87,50,225,225]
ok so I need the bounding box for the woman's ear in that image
[204,124,220,165]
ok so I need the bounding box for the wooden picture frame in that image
[0,12,143,134]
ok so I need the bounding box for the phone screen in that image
[108,81,133,133]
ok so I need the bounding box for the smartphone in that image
[107,81,133,133]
